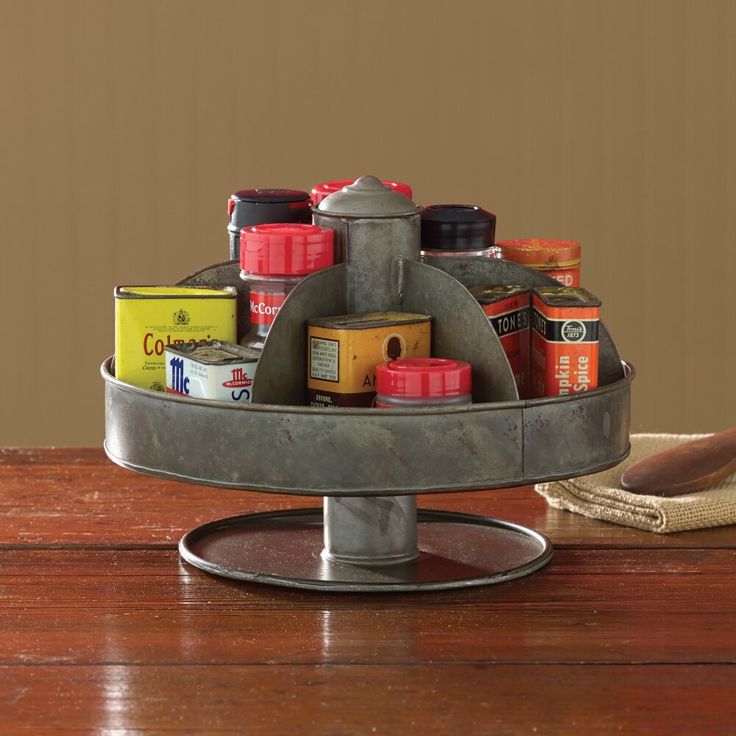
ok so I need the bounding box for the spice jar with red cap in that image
[420,204,497,259]
[375,357,473,408]
[496,239,581,287]
[227,188,311,260]
[239,223,334,350]
[311,179,413,206]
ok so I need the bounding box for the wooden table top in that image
[1,448,734,734]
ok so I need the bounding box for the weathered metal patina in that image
[102,176,633,592]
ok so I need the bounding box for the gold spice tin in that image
[307,311,432,407]
[114,286,237,391]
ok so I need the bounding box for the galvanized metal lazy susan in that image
[102,177,633,592]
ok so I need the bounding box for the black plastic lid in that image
[231,188,310,204]
[228,189,311,230]
[420,204,496,252]
[227,188,312,260]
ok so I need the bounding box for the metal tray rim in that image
[100,356,634,416]
[102,439,631,495]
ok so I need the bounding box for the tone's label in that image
[310,338,339,382]
[249,291,286,326]
[487,307,529,337]
[479,293,530,399]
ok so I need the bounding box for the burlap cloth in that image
[535,433,736,533]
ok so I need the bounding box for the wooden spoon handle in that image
[621,429,736,497]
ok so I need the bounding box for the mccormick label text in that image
[165,350,257,403]
[249,292,287,326]
[167,356,190,396]
[222,367,254,402]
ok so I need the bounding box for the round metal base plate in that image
[179,508,553,593]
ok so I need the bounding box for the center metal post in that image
[314,179,420,565]
[322,496,419,565]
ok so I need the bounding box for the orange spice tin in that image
[470,285,530,399]
[497,239,581,287]
[531,287,600,398]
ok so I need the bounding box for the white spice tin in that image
[165,340,259,403]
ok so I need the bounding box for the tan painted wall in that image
[1,0,734,446]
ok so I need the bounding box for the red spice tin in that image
[497,239,581,287]
[531,287,600,398]
[470,286,530,399]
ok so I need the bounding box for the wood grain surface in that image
[620,428,736,496]
[1,449,734,734]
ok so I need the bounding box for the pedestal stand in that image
[179,499,552,592]
[102,178,633,594]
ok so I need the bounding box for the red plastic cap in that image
[311,179,413,204]
[375,358,472,399]
[240,223,334,276]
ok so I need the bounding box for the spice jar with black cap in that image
[227,188,311,260]
[419,204,496,259]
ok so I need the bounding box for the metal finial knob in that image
[316,175,416,217]
[346,175,387,191]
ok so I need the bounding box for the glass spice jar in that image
[420,204,497,258]
[239,223,334,351]
[375,357,472,408]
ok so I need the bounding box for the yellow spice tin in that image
[114,286,237,391]
[307,311,432,407]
